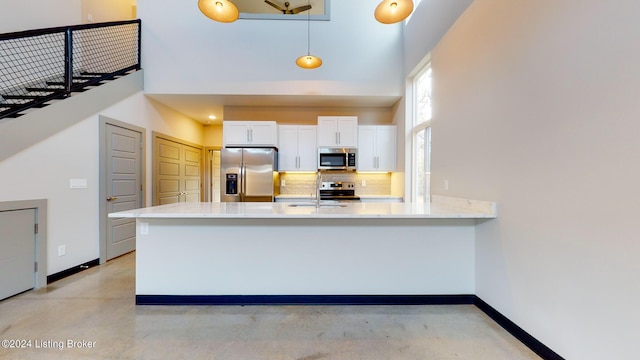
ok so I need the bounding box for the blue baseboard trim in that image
[136,294,476,306]
[474,297,564,360]
[47,258,99,284]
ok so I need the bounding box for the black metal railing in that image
[0,19,141,119]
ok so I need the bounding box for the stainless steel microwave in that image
[318,148,357,171]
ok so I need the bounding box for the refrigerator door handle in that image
[241,162,247,202]
[238,163,244,202]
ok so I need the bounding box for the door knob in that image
[106,196,118,201]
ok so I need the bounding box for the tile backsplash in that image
[279,172,392,196]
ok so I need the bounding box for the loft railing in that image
[0,19,141,120]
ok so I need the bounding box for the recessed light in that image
[208,115,217,120]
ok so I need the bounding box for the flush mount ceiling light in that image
[198,0,239,23]
[374,0,414,24]
[296,0,322,69]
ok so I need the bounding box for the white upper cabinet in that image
[317,116,358,148]
[223,121,278,147]
[278,125,317,171]
[357,125,397,172]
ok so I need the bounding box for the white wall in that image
[402,0,473,76]
[81,0,136,24]
[137,0,404,97]
[0,0,135,33]
[0,0,81,33]
[427,0,640,358]
[0,92,202,275]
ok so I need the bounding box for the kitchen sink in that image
[287,203,347,208]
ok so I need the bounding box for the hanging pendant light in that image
[198,0,239,23]
[296,54,322,69]
[374,0,414,24]
[296,0,322,69]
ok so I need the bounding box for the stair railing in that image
[0,19,141,120]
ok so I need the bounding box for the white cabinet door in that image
[224,123,251,146]
[375,126,396,171]
[297,125,317,171]
[336,116,358,147]
[317,117,338,147]
[277,125,316,171]
[357,126,396,172]
[357,126,377,171]
[250,122,277,146]
[317,116,358,147]
[278,126,299,171]
[224,121,277,147]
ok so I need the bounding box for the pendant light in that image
[198,0,239,23]
[296,0,322,69]
[374,0,414,24]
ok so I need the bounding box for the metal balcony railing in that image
[0,19,141,120]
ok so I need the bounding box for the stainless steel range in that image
[319,182,360,201]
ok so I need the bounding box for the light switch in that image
[69,179,88,189]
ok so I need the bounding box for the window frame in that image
[408,60,432,203]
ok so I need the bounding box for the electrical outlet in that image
[140,222,149,235]
[281,180,286,187]
[58,245,66,257]
[361,180,366,187]
[444,180,449,190]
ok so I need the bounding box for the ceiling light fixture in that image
[296,0,322,69]
[374,0,414,24]
[208,115,217,120]
[198,0,239,23]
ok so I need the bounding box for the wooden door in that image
[183,145,202,202]
[154,135,203,205]
[156,137,182,205]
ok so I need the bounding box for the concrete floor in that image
[0,252,541,359]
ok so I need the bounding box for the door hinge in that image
[34,262,38,272]
[34,223,38,234]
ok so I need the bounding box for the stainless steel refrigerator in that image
[220,147,279,202]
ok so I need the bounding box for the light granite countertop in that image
[109,195,496,219]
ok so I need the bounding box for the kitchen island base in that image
[135,217,479,304]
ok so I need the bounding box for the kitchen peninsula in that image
[109,196,496,305]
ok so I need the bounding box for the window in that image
[411,64,432,203]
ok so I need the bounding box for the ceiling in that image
[147,0,400,125]
[234,0,327,17]
[146,94,401,125]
